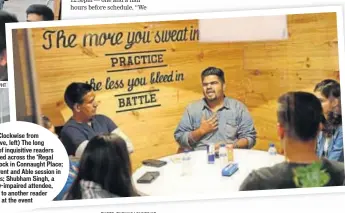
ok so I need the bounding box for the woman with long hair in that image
[314,79,343,162]
[64,133,138,199]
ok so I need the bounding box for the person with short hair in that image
[314,79,343,162]
[0,11,18,123]
[41,115,56,135]
[64,133,139,199]
[174,66,257,150]
[60,82,134,157]
[239,92,344,190]
[0,10,18,81]
[26,4,54,22]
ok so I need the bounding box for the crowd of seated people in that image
[174,67,344,190]
[240,91,344,190]
[39,71,343,199]
[1,8,344,196]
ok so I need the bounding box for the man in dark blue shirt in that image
[60,82,134,157]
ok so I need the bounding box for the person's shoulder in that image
[240,169,263,190]
[60,118,79,133]
[240,163,289,190]
[94,114,111,121]
[225,97,247,109]
[183,99,205,112]
[321,158,344,185]
[336,125,343,135]
[252,164,284,180]
[187,99,204,107]
[94,114,117,129]
[323,158,344,173]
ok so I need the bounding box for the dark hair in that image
[41,115,52,129]
[64,82,93,110]
[0,11,18,53]
[201,67,225,83]
[26,4,54,21]
[65,133,138,199]
[277,91,322,141]
[314,79,342,137]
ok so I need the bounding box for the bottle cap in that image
[270,143,275,147]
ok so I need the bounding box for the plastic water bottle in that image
[268,143,277,155]
[219,144,228,169]
[182,149,191,176]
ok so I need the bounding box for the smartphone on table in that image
[137,171,160,184]
[142,159,167,168]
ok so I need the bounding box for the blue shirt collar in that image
[202,96,231,110]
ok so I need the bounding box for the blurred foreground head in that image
[277,91,322,149]
[65,133,138,199]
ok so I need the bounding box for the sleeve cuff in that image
[246,137,255,149]
[112,128,134,153]
[180,132,193,149]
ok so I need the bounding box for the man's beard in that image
[204,90,217,102]
[0,65,8,81]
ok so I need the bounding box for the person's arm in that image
[102,115,134,154]
[75,140,89,158]
[111,128,134,154]
[239,171,261,191]
[174,107,194,149]
[234,138,250,149]
[60,127,86,156]
[327,127,344,162]
[190,113,218,143]
[235,103,257,149]
[174,107,217,149]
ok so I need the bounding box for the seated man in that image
[174,67,257,150]
[60,82,134,157]
[240,92,344,190]
[26,4,54,22]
